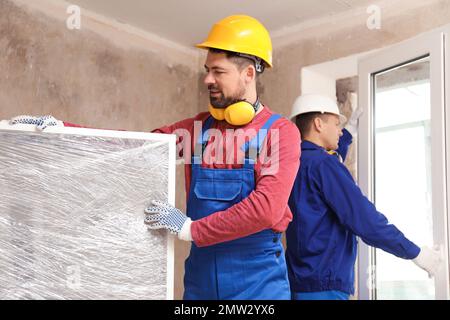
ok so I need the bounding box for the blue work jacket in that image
[286,129,420,294]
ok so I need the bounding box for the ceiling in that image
[66,0,378,47]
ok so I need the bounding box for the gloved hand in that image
[9,115,64,130]
[344,107,363,136]
[144,200,192,241]
[412,245,444,278]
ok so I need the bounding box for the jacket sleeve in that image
[336,128,353,162]
[63,122,86,128]
[191,120,301,247]
[314,157,420,259]
[151,113,210,159]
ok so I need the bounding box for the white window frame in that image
[357,25,450,300]
[0,123,177,299]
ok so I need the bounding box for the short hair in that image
[209,48,261,75]
[295,112,330,137]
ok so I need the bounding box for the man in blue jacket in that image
[286,94,443,300]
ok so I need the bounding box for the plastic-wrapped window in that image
[0,124,175,299]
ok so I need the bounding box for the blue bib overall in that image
[183,115,291,300]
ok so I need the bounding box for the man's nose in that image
[204,72,215,86]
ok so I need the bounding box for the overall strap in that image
[193,116,214,165]
[192,114,282,167]
[241,114,282,167]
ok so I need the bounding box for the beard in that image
[209,84,246,108]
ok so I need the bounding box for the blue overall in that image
[183,115,291,300]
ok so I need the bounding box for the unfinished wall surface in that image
[0,0,199,299]
[0,0,199,130]
[262,0,450,118]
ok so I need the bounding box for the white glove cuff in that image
[178,217,193,242]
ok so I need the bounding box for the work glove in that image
[9,115,64,130]
[144,200,192,241]
[412,245,444,278]
[344,107,363,136]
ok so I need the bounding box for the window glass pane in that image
[374,57,434,299]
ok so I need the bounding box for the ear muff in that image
[208,104,226,120]
[209,101,256,126]
[224,101,255,126]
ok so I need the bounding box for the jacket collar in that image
[301,140,324,151]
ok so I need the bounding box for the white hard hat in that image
[289,94,347,124]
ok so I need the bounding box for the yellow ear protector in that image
[208,99,261,126]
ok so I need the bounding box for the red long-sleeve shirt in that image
[153,106,300,247]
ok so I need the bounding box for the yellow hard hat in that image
[196,15,273,68]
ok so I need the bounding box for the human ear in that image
[313,117,323,133]
[243,65,255,84]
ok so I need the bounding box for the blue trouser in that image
[184,232,290,300]
[292,291,350,300]
[183,115,290,300]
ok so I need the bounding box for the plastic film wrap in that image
[0,127,174,299]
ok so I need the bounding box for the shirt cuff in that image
[178,217,193,242]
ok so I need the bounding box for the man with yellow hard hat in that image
[9,15,300,300]
[147,15,300,299]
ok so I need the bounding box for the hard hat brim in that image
[290,112,347,125]
[196,42,273,68]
